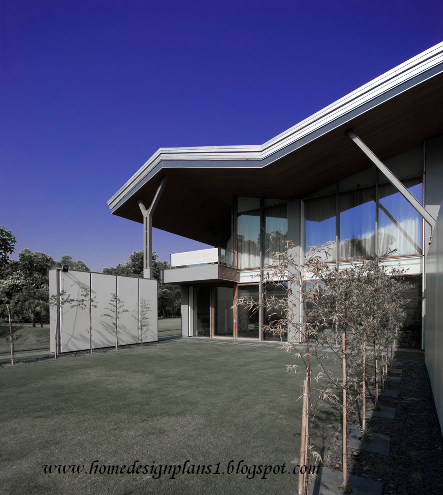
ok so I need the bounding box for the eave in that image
[108,43,443,246]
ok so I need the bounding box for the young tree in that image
[48,289,76,359]
[102,293,128,349]
[132,298,151,346]
[0,272,26,365]
[242,241,410,494]
[70,286,97,354]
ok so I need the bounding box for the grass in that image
[0,318,181,360]
[158,317,181,338]
[0,340,341,495]
[0,323,50,355]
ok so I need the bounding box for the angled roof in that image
[108,43,443,246]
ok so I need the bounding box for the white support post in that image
[346,130,436,233]
[137,175,169,279]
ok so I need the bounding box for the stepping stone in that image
[386,376,401,382]
[393,361,404,366]
[390,369,402,374]
[309,467,382,495]
[357,402,396,419]
[343,429,391,455]
[380,389,399,398]
[369,405,396,419]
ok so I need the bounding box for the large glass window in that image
[214,287,234,337]
[263,283,287,341]
[265,204,288,265]
[378,178,422,256]
[192,286,211,337]
[237,210,261,269]
[237,285,259,338]
[305,195,336,259]
[340,187,376,260]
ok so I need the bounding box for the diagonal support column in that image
[346,130,436,232]
[137,175,169,279]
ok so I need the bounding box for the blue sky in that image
[1,0,442,271]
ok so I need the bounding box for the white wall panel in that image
[426,196,443,433]
[60,271,91,352]
[91,273,117,348]
[139,278,158,342]
[116,276,139,345]
[49,270,58,354]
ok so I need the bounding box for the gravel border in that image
[321,359,443,494]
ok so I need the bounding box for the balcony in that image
[162,248,239,285]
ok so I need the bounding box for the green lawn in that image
[0,340,340,495]
[158,317,181,338]
[0,323,50,355]
[0,318,181,360]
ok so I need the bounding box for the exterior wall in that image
[181,286,189,337]
[425,196,443,433]
[49,270,158,353]
[287,198,302,342]
[425,135,443,256]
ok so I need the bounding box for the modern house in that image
[108,42,443,350]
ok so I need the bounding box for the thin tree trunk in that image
[6,304,15,365]
[375,359,379,405]
[90,309,93,354]
[32,316,35,328]
[362,332,366,430]
[342,333,348,489]
[298,376,308,495]
[390,338,396,372]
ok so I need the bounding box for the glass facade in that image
[263,283,288,341]
[305,178,423,260]
[305,195,336,260]
[237,210,261,269]
[237,285,260,338]
[378,178,423,256]
[340,187,376,260]
[264,204,288,265]
[237,202,288,269]
[214,287,234,337]
[192,286,211,337]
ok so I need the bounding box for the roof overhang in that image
[108,43,443,246]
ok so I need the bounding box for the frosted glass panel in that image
[305,195,336,259]
[378,179,422,256]
[340,187,376,259]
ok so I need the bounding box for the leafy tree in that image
[0,226,16,269]
[54,255,90,272]
[16,249,54,327]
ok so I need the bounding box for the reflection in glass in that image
[378,179,422,256]
[237,210,261,269]
[263,284,287,341]
[237,285,259,338]
[340,187,376,259]
[214,287,234,337]
[265,204,288,266]
[193,286,210,337]
[305,195,336,259]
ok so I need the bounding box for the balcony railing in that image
[170,248,235,269]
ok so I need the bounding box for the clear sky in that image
[1,0,442,271]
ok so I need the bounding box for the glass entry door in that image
[213,287,234,337]
[193,286,211,336]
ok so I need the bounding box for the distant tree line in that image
[0,226,180,332]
